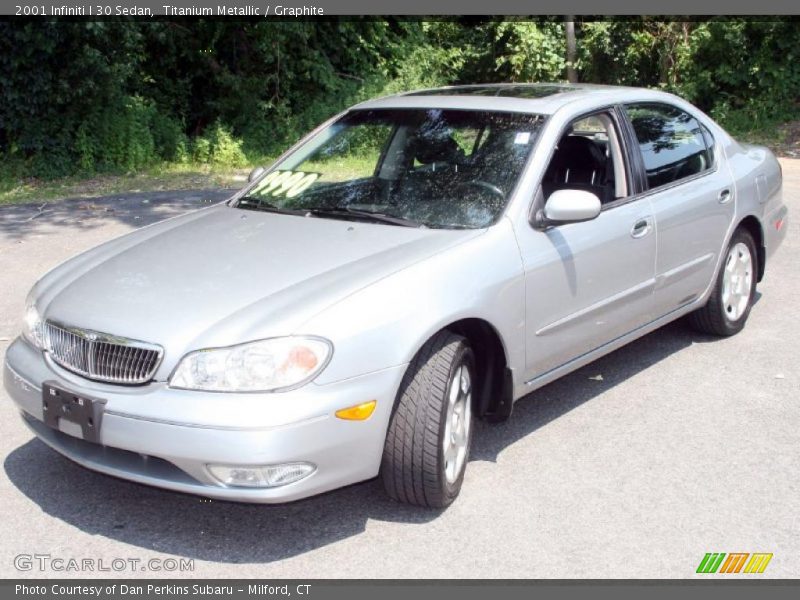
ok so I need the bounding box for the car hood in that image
[35,204,481,376]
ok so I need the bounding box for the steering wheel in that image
[457,180,505,200]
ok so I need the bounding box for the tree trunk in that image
[565,17,578,83]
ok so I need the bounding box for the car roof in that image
[353,83,680,116]
[404,83,622,99]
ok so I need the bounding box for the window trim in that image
[699,122,718,169]
[615,104,648,197]
[619,101,719,200]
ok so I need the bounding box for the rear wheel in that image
[689,229,757,336]
[380,331,474,508]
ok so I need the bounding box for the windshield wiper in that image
[304,206,426,228]
[239,199,428,228]
[236,197,306,216]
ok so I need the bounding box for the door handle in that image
[718,189,732,204]
[631,218,652,239]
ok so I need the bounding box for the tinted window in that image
[624,103,711,189]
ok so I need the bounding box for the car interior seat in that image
[542,134,614,203]
[411,131,466,169]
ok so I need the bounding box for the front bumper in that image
[3,337,405,503]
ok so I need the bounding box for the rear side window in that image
[624,103,712,189]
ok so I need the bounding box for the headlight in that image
[169,336,332,392]
[23,304,44,349]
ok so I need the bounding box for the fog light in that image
[207,462,315,488]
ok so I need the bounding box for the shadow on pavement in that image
[470,318,725,463]
[4,439,440,564]
[0,190,234,241]
[4,318,725,564]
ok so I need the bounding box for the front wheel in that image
[380,331,474,508]
[689,228,757,336]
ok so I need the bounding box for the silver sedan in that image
[3,84,788,507]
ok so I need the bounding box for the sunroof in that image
[407,84,580,99]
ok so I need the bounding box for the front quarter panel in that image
[298,218,526,387]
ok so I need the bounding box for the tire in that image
[689,228,758,336]
[380,331,475,508]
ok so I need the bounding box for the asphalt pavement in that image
[0,167,798,579]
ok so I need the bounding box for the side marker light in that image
[335,400,377,421]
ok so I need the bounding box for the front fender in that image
[298,218,526,387]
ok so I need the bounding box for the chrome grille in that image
[44,321,163,385]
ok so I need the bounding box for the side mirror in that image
[543,189,601,224]
[248,167,266,182]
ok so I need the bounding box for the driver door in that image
[515,110,658,383]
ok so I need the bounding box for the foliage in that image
[0,18,798,182]
[191,122,247,166]
[577,18,800,134]
[492,20,566,82]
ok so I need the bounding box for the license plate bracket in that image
[42,381,106,443]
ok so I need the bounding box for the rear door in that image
[622,103,735,317]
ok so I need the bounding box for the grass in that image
[0,155,386,206]
[301,156,379,182]
[732,124,787,149]
[0,160,273,207]
[736,121,800,158]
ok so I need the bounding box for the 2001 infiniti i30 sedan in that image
[4,84,788,507]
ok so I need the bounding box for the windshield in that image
[236,108,545,229]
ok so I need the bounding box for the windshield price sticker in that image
[252,170,320,198]
[514,132,531,145]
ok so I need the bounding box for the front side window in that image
[237,108,544,229]
[624,103,712,190]
[541,111,628,205]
